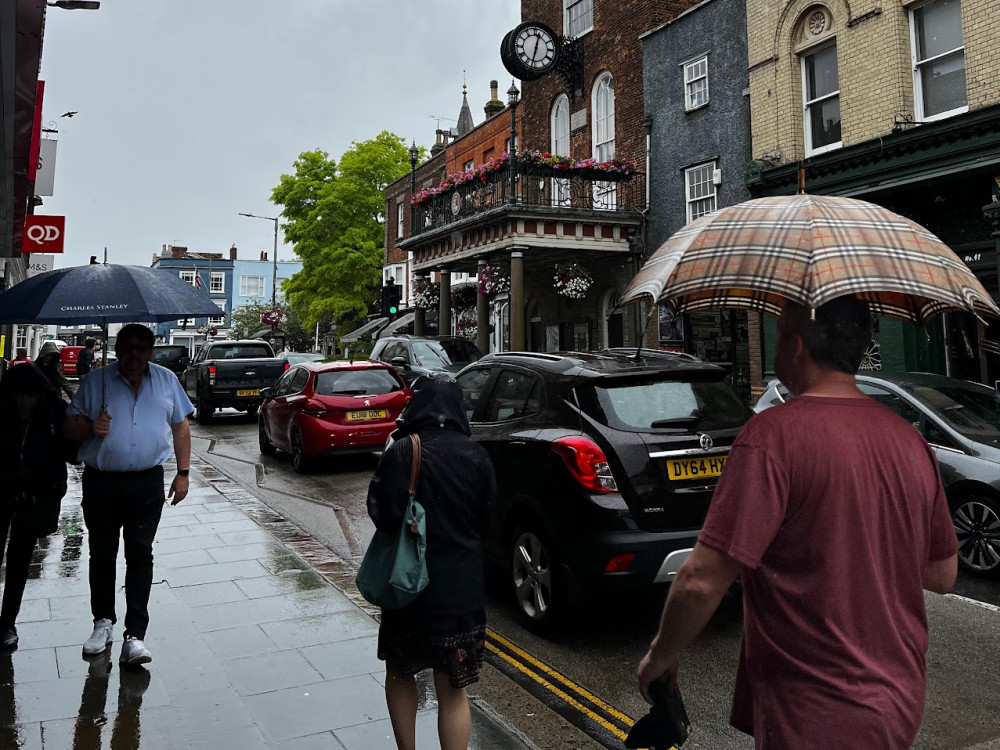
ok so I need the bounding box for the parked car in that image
[152,344,190,377]
[282,352,325,367]
[60,345,84,377]
[756,373,1000,577]
[371,335,481,383]
[451,349,753,631]
[182,340,289,424]
[258,360,411,472]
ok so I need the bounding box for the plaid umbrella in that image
[621,194,1000,324]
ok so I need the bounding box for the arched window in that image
[592,72,616,208]
[551,95,571,206]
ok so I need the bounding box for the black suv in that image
[151,344,190,377]
[453,349,752,631]
[371,335,481,384]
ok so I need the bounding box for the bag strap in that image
[408,434,421,501]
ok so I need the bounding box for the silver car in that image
[756,373,1000,577]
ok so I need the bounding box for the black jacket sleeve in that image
[366,437,413,533]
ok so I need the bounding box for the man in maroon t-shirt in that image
[638,296,958,749]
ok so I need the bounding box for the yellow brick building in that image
[744,0,1000,386]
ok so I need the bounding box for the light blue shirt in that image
[68,362,194,472]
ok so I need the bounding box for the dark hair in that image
[783,296,873,375]
[85,338,96,347]
[115,324,155,349]
[0,363,60,411]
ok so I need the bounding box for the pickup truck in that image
[182,340,289,424]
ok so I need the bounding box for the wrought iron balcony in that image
[409,162,646,238]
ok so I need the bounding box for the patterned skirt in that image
[377,607,486,689]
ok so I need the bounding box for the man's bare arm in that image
[637,542,741,702]
[65,413,94,441]
[924,553,957,594]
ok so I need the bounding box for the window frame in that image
[396,200,404,239]
[591,72,616,209]
[683,55,710,111]
[801,41,842,156]
[564,0,594,38]
[179,270,196,286]
[209,299,226,326]
[909,0,968,123]
[551,94,571,207]
[210,271,225,293]
[240,275,266,298]
[684,161,718,223]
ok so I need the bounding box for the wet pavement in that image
[0,463,537,749]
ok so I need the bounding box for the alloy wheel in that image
[512,530,553,621]
[953,496,1000,574]
[291,431,307,473]
[258,418,276,456]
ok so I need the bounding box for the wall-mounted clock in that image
[501,21,560,82]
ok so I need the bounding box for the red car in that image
[258,360,411,472]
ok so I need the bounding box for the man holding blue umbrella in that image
[65,324,194,668]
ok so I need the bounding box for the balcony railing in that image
[409,162,646,238]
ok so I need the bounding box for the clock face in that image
[515,25,557,71]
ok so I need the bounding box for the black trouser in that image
[0,495,38,630]
[81,466,164,640]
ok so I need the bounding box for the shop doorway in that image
[603,289,624,348]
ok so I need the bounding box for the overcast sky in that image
[38,1,520,270]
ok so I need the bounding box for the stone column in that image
[510,250,525,351]
[438,270,452,336]
[477,260,490,355]
[413,275,426,336]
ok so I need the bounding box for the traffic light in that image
[381,283,402,317]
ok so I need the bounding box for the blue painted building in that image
[150,245,235,353]
[231,256,303,311]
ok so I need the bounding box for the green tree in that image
[272,132,412,331]
[228,300,313,351]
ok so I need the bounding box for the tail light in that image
[208,365,216,389]
[552,436,618,493]
[302,399,327,417]
[605,553,636,574]
[284,362,290,370]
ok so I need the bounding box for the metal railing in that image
[410,163,646,237]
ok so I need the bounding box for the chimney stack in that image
[229,243,238,261]
[260,251,268,261]
[484,79,504,119]
[171,245,186,259]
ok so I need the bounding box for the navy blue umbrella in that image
[0,264,221,324]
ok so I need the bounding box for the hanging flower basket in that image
[478,264,510,296]
[413,281,440,310]
[455,309,477,340]
[260,308,284,327]
[451,284,478,311]
[553,263,593,299]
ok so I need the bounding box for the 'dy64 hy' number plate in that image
[667,455,728,481]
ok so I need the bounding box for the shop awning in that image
[378,312,415,338]
[339,317,388,343]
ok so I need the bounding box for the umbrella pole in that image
[101,319,108,411]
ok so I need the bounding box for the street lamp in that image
[239,212,280,342]
[507,81,520,204]
[47,1,101,9]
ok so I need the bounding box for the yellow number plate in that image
[667,455,728,481]
[236,389,260,397]
[347,409,387,422]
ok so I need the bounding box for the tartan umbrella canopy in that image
[621,194,1000,325]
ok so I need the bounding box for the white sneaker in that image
[119,635,152,667]
[82,618,113,655]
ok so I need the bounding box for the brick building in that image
[744,0,1000,387]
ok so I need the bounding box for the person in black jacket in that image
[367,377,497,750]
[0,364,69,650]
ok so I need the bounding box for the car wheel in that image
[291,430,309,474]
[510,523,562,633]
[258,417,276,456]
[952,493,1000,576]
[196,396,213,425]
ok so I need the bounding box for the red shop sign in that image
[22,215,65,253]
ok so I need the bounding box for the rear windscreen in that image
[315,369,402,396]
[211,344,273,359]
[584,378,751,432]
[152,347,186,362]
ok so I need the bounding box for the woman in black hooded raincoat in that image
[367,376,496,750]
[0,363,68,651]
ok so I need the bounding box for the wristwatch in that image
[177,469,190,477]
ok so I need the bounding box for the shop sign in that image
[960,248,996,272]
[22,216,65,253]
[26,254,54,277]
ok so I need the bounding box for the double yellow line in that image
[485,628,635,743]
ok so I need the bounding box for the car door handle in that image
[509,441,526,448]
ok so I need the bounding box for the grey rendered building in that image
[641,0,755,399]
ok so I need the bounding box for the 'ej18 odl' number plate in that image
[667,455,728,481]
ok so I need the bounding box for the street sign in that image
[22,215,65,253]
[35,139,57,197]
[26,254,54,277]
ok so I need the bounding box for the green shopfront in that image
[746,104,1000,388]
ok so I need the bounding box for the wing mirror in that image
[390,357,411,370]
[260,387,274,399]
[180,356,191,366]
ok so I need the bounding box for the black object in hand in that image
[624,678,691,749]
